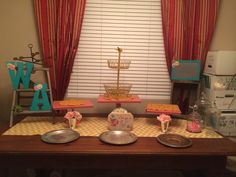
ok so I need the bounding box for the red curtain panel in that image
[161,0,220,75]
[34,0,86,100]
[161,0,219,113]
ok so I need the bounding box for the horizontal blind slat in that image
[67,0,171,100]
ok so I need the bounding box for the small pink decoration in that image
[64,111,82,129]
[157,114,172,122]
[7,63,16,70]
[34,84,43,91]
[108,108,134,131]
[186,120,201,133]
[111,119,119,126]
[157,114,172,133]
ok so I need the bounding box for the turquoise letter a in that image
[30,84,51,111]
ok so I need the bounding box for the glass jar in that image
[195,92,210,128]
[186,104,202,133]
[205,101,221,130]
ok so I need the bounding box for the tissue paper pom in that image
[157,114,171,123]
[64,111,75,119]
[34,84,43,91]
[186,121,201,133]
[7,63,16,70]
[64,111,82,120]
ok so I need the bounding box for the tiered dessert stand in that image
[97,47,141,107]
[104,47,131,98]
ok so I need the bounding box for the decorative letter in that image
[30,83,51,111]
[6,62,33,90]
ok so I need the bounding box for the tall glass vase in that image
[205,101,221,131]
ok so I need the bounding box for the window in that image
[67,0,171,100]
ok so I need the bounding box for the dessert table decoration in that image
[157,133,192,148]
[146,103,181,115]
[99,130,137,145]
[108,108,134,131]
[104,47,132,99]
[186,105,202,133]
[157,114,172,133]
[186,120,202,133]
[41,129,80,144]
[64,111,82,129]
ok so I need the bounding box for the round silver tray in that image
[156,133,192,148]
[99,130,137,145]
[41,129,80,144]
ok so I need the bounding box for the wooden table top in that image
[0,135,236,156]
[0,135,236,173]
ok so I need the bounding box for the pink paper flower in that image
[64,111,82,124]
[34,84,43,91]
[7,63,16,70]
[157,114,172,123]
[64,111,75,119]
[186,120,201,133]
[111,119,119,126]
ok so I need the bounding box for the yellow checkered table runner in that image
[3,116,222,138]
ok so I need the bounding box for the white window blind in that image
[67,0,171,100]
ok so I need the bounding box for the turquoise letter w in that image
[6,62,33,90]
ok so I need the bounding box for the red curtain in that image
[161,0,219,113]
[34,0,86,100]
[161,0,219,75]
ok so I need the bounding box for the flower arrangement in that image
[186,120,201,133]
[7,63,17,70]
[34,84,43,91]
[157,114,172,122]
[64,111,82,128]
[157,114,172,133]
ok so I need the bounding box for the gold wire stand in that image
[104,47,132,99]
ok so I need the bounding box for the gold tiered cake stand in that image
[104,47,132,98]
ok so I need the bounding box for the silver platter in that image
[99,130,137,145]
[157,133,192,148]
[41,129,80,144]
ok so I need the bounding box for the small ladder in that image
[9,67,53,127]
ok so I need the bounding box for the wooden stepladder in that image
[7,62,53,127]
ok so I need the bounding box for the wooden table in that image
[0,135,236,177]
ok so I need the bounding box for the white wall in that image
[0,0,41,123]
[210,0,236,50]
